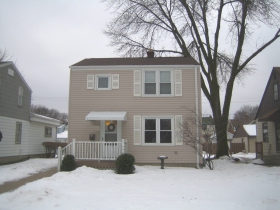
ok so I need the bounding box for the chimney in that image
[147,49,154,58]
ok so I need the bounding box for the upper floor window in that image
[274,83,278,100]
[8,68,14,76]
[95,75,111,90]
[18,86,23,106]
[15,122,22,144]
[87,74,119,90]
[143,70,172,96]
[262,123,268,142]
[45,126,52,137]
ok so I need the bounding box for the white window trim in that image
[95,74,111,90]
[142,116,174,146]
[142,70,174,97]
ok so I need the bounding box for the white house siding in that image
[256,120,277,156]
[69,67,201,166]
[0,116,29,158]
[29,121,57,155]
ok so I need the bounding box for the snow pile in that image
[0,158,279,209]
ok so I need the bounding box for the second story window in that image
[96,75,111,90]
[18,86,23,106]
[143,70,172,96]
[274,83,278,100]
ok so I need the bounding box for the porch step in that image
[76,160,116,169]
[263,155,280,166]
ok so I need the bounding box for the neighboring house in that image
[57,130,68,143]
[232,124,256,153]
[0,61,60,164]
[57,124,68,134]
[68,52,201,167]
[255,67,280,165]
[202,115,215,136]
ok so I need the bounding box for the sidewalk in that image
[0,167,57,194]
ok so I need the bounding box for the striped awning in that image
[85,111,127,121]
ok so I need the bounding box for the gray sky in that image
[1,0,279,118]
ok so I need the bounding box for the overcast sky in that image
[1,0,279,118]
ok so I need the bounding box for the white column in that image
[57,146,61,172]
[72,139,76,157]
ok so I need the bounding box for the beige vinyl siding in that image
[69,67,201,164]
[0,116,29,157]
[256,120,278,155]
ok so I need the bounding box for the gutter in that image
[195,67,200,169]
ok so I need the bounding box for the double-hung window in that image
[143,116,173,145]
[143,70,172,96]
[15,122,22,144]
[18,86,23,106]
[262,123,268,142]
[45,126,52,137]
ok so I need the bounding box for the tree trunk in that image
[214,116,229,157]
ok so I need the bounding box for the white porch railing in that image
[57,139,128,171]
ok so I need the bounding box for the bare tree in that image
[0,48,12,62]
[177,109,216,169]
[233,104,259,125]
[103,0,280,157]
[31,104,68,124]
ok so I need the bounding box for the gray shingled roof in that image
[71,57,199,66]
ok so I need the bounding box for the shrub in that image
[60,155,76,171]
[115,153,135,174]
[42,142,67,158]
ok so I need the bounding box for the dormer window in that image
[274,83,278,100]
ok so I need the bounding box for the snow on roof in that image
[57,130,68,139]
[243,124,256,136]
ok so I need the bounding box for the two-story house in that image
[0,61,60,164]
[68,52,201,167]
[255,67,280,165]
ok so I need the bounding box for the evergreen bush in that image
[115,153,135,174]
[60,155,76,171]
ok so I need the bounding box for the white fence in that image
[57,139,128,171]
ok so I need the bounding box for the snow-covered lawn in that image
[0,158,57,185]
[0,156,279,210]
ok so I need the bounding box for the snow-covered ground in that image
[0,156,279,210]
[0,158,57,185]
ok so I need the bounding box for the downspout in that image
[195,67,200,168]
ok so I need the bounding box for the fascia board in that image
[70,64,200,71]
[30,114,61,126]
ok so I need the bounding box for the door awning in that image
[85,111,127,121]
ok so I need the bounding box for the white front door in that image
[100,120,122,159]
